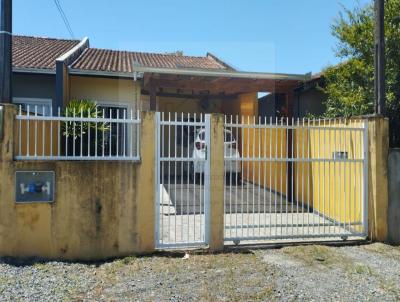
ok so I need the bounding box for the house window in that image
[13,97,52,116]
[97,104,130,156]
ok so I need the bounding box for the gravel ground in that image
[0,243,400,301]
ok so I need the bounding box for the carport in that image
[133,66,310,118]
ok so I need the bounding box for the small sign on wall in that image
[15,171,55,203]
[333,151,349,160]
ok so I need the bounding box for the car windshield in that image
[198,131,205,141]
[198,130,235,142]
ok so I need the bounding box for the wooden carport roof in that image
[135,66,311,95]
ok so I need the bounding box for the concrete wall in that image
[388,149,400,244]
[209,114,225,251]
[238,117,389,241]
[367,116,389,241]
[0,105,155,260]
[0,103,391,260]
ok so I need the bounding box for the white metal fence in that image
[223,116,368,243]
[155,112,210,249]
[15,105,140,160]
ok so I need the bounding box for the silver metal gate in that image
[155,112,211,249]
[223,116,368,243]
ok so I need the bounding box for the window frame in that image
[13,97,52,116]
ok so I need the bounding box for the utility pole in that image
[374,0,385,115]
[0,0,12,103]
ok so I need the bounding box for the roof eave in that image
[12,67,55,75]
[132,66,311,82]
[57,37,89,64]
[68,66,311,82]
[69,68,143,79]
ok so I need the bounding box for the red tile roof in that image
[70,48,231,73]
[12,35,80,71]
[12,35,233,74]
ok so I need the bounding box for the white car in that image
[192,129,241,180]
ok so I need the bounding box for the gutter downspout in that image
[55,37,89,113]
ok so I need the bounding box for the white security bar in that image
[15,105,141,161]
[155,112,210,249]
[223,115,368,243]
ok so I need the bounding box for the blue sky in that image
[13,0,371,75]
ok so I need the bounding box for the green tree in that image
[323,0,400,147]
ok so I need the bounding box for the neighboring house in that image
[12,35,310,119]
[258,74,327,119]
[12,35,82,114]
[293,74,326,118]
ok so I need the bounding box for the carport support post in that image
[367,116,389,242]
[208,113,225,251]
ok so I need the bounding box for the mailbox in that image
[333,151,348,160]
[15,171,55,203]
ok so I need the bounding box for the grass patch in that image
[351,263,373,275]
[282,245,345,267]
[380,280,400,300]
[32,262,50,271]
[282,245,373,275]
[363,243,400,259]
[195,253,275,301]
[0,275,14,286]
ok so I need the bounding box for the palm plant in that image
[62,99,108,138]
[62,99,110,156]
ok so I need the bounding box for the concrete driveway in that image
[158,181,358,245]
[161,181,298,215]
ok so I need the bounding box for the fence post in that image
[367,115,389,241]
[209,113,225,251]
[0,104,16,162]
[135,111,156,252]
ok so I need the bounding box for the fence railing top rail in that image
[16,105,140,121]
[223,115,367,129]
[14,105,141,161]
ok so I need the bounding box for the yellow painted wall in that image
[289,120,366,232]
[242,127,287,195]
[209,114,225,251]
[221,92,258,117]
[240,119,366,231]
[236,92,258,117]
[294,126,313,207]
[69,76,140,111]
[367,117,389,241]
[140,91,257,116]
[0,161,139,260]
[15,117,59,157]
[0,107,155,260]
